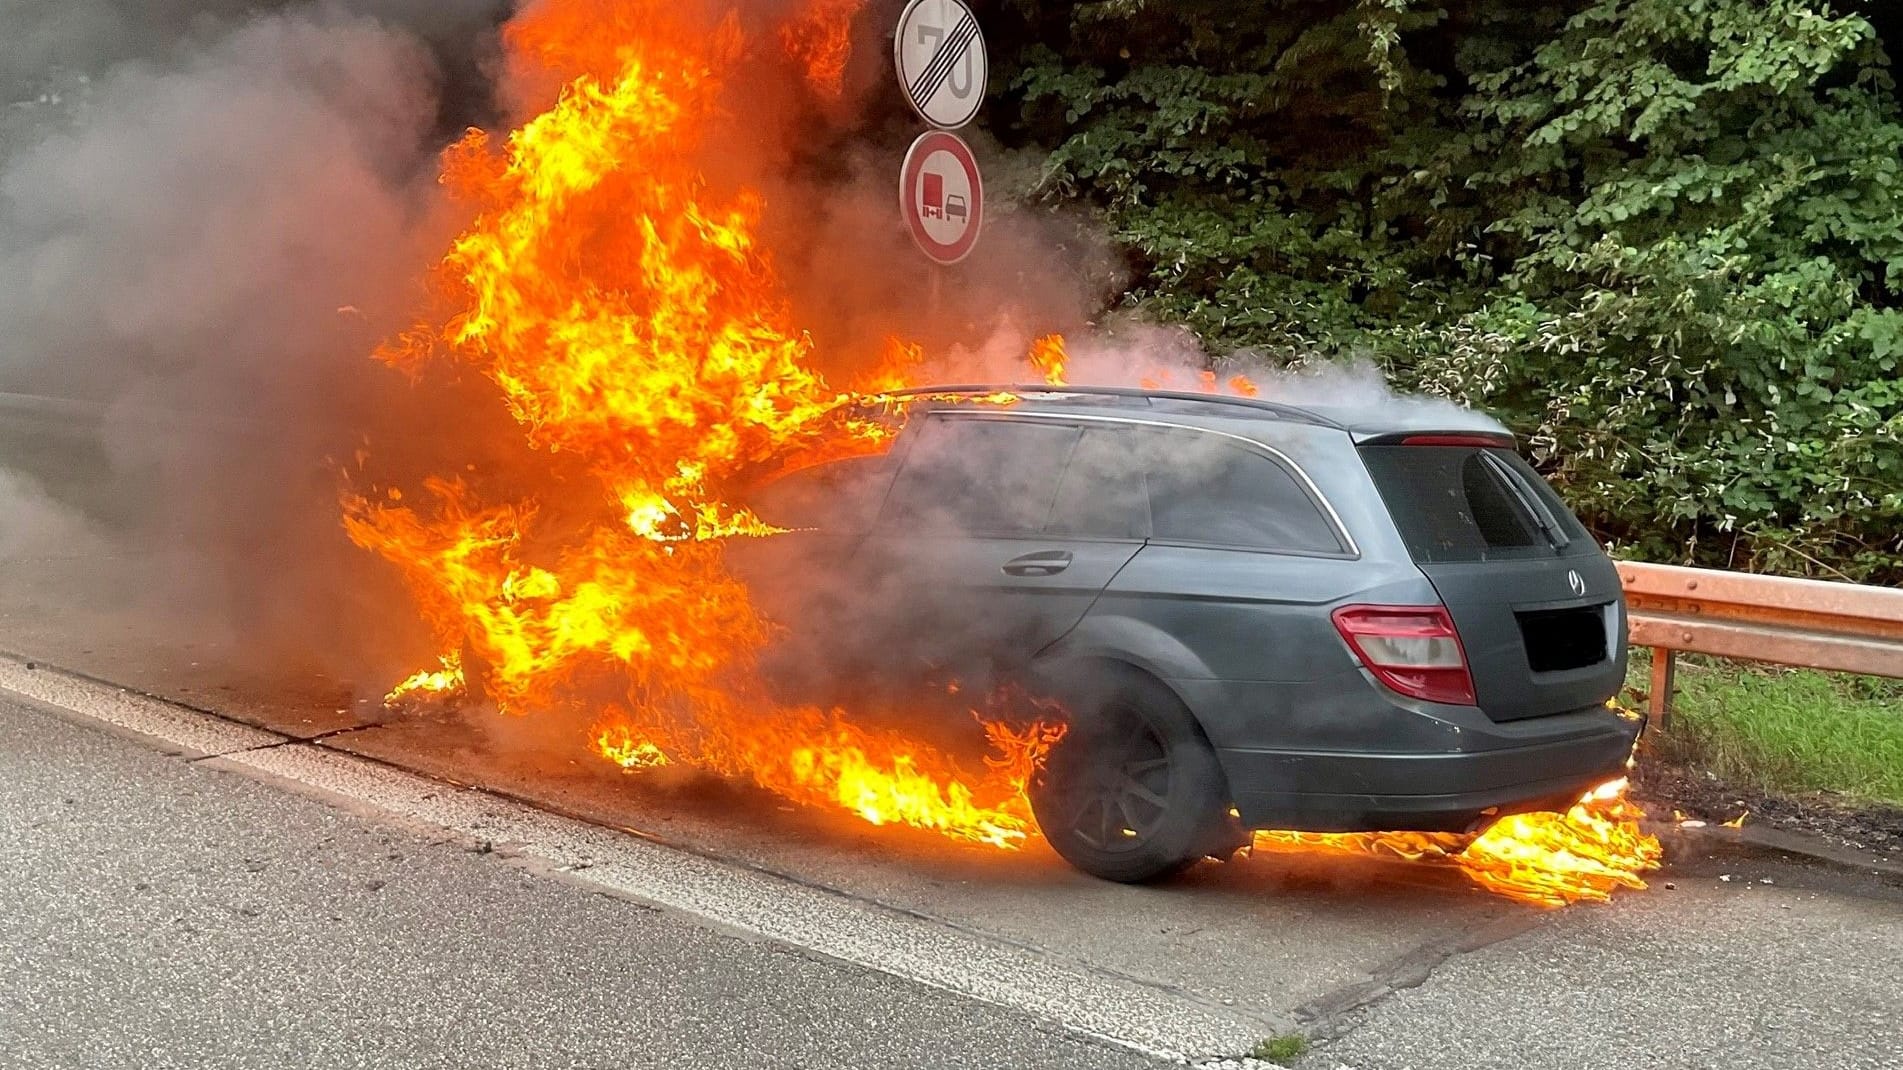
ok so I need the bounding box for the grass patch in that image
[1630,651,1903,806]
[1250,1033,1309,1065]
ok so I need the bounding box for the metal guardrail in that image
[1616,561,1903,725]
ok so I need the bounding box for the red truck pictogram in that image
[922,171,945,219]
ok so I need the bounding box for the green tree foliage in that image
[989,0,1903,581]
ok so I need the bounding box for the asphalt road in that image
[0,695,1158,1070]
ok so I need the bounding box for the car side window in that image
[1144,432,1342,554]
[747,455,894,532]
[1045,427,1148,539]
[882,415,1080,534]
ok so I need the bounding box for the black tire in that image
[1029,667,1229,883]
[458,637,493,709]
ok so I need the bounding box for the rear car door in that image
[1357,439,1626,720]
[857,414,1145,676]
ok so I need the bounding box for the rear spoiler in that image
[1353,430,1516,448]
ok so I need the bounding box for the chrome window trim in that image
[925,408,1363,558]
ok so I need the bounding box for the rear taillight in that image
[1331,604,1477,706]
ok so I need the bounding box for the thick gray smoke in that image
[0,2,506,680]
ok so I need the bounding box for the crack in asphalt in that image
[188,723,374,761]
[1289,909,1551,1043]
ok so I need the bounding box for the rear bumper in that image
[1219,708,1641,833]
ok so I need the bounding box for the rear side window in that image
[1360,445,1590,562]
[1144,432,1343,554]
[882,416,1080,533]
[1046,427,1148,539]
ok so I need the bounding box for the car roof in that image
[882,385,1511,442]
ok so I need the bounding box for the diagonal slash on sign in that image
[909,12,979,107]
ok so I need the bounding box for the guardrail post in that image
[1647,647,1676,730]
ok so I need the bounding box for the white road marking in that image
[0,654,1271,1061]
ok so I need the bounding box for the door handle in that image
[1001,550,1072,577]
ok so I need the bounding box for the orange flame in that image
[1252,777,1663,907]
[384,651,465,708]
[1026,332,1261,397]
[346,0,1054,849]
[1028,333,1069,385]
[596,721,671,769]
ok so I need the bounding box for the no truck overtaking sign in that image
[900,130,983,265]
[893,0,987,130]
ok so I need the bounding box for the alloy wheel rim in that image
[1058,708,1173,852]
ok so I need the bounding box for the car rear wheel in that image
[1029,670,1228,883]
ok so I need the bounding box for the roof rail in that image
[876,384,1344,430]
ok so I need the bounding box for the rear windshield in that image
[1359,445,1591,562]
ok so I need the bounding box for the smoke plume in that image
[0,2,506,681]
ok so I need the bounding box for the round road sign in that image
[899,130,983,265]
[893,0,987,130]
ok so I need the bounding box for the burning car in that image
[345,0,1655,901]
[734,385,1642,883]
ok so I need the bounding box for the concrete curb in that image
[1644,817,1903,880]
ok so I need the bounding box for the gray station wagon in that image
[734,385,1641,882]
